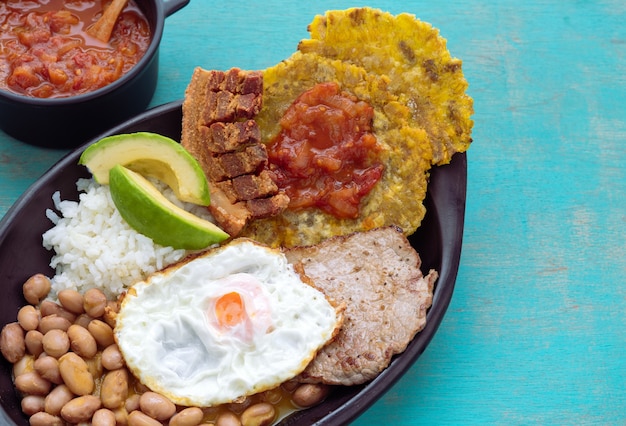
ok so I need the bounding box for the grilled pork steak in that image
[284,226,436,386]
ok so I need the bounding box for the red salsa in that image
[267,82,384,219]
[0,0,150,98]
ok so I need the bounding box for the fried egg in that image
[114,239,343,407]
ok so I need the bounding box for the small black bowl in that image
[0,0,189,149]
[0,100,466,425]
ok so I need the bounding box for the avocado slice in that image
[109,165,229,250]
[79,132,210,206]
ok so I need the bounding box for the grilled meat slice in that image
[284,226,436,386]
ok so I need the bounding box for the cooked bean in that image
[280,379,299,393]
[41,329,69,358]
[58,289,85,314]
[291,383,330,408]
[101,368,129,409]
[170,407,204,426]
[24,330,44,357]
[125,394,141,412]
[260,388,282,405]
[67,324,97,358]
[58,352,95,395]
[34,355,63,384]
[17,305,40,331]
[12,353,34,377]
[74,313,93,328]
[215,411,242,426]
[60,394,102,423]
[101,343,124,370]
[39,314,72,334]
[44,384,74,416]
[88,319,115,347]
[28,411,63,426]
[93,408,117,426]
[1,322,26,363]
[128,410,163,426]
[40,300,76,323]
[139,391,176,421]
[113,406,131,426]
[21,394,45,416]
[240,402,276,426]
[23,274,51,305]
[14,371,51,395]
[86,353,104,378]
[84,288,107,318]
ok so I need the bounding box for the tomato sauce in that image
[0,0,150,98]
[267,82,384,219]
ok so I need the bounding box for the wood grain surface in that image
[1,0,625,424]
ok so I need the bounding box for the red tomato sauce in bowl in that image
[0,0,150,98]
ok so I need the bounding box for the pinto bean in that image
[24,330,44,357]
[21,395,45,416]
[74,313,93,328]
[60,394,102,423]
[28,411,63,426]
[34,355,63,384]
[67,324,97,358]
[291,383,330,408]
[12,353,34,377]
[169,407,204,426]
[14,371,51,395]
[101,343,124,370]
[17,305,40,331]
[1,322,25,363]
[40,300,76,323]
[125,394,141,412]
[83,288,107,318]
[93,408,117,426]
[139,391,176,421]
[86,352,103,378]
[240,402,276,426]
[128,410,163,426]
[113,406,131,426]
[41,329,69,358]
[58,352,94,395]
[58,289,85,314]
[88,319,115,347]
[100,368,129,409]
[23,274,51,305]
[44,384,74,416]
[39,314,72,334]
[215,411,242,426]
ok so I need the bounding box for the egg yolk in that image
[215,292,246,327]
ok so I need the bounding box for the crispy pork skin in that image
[182,67,288,236]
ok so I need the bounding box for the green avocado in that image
[109,165,229,250]
[79,132,210,206]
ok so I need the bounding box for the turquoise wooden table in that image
[1,1,625,424]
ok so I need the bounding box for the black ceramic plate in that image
[0,100,466,425]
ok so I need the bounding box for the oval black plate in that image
[0,100,466,425]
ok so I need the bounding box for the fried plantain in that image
[241,52,432,247]
[299,7,474,165]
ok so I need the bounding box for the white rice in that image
[42,177,215,299]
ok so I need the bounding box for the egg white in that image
[115,239,341,407]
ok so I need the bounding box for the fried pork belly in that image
[182,67,288,236]
[284,226,437,386]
